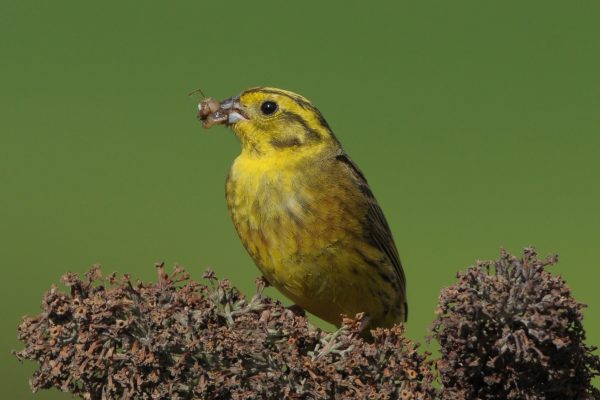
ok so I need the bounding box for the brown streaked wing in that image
[335,153,407,318]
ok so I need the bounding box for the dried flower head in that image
[432,248,600,400]
[14,265,436,399]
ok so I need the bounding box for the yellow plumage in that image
[206,87,407,329]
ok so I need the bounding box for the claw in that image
[287,304,306,317]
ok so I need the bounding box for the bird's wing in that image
[334,153,407,308]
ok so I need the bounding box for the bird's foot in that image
[254,276,271,293]
[287,304,306,317]
[358,314,373,340]
[259,276,271,287]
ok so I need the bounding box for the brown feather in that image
[335,152,408,321]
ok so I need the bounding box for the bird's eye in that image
[260,101,278,115]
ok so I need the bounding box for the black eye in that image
[260,101,278,115]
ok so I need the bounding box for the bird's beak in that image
[219,96,249,125]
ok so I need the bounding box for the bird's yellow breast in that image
[226,150,341,288]
[225,149,401,326]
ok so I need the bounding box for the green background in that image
[2,1,599,396]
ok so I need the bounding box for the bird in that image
[198,87,407,330]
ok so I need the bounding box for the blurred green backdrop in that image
[1,1,599,396]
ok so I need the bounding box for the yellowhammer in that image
[197,87,407,330]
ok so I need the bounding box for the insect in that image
[189,88,227,129]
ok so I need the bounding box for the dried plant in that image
[432,248,600,399]
[14,264,436,399]
[14,248,600,399]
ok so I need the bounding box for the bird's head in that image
[199,87,339,156]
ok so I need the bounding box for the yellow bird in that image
[199,87,407,330]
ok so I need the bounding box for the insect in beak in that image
[197,95,248,129]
